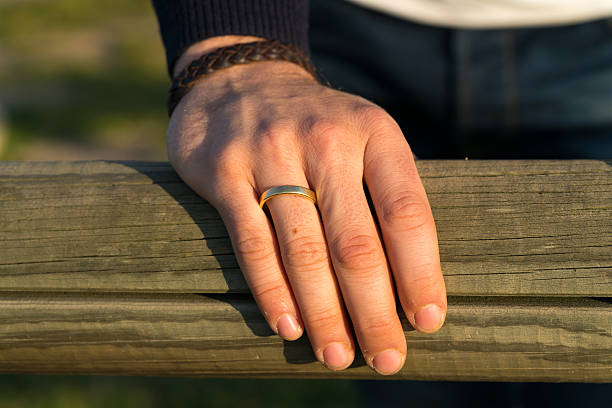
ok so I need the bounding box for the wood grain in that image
[0,292,609,381]
[0,160,610,381]
[1,160,610,296]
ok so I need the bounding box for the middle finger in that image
[317,174,408,375]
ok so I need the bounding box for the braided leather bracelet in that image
[168,40,327,116]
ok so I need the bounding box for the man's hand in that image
[167,37,447,375]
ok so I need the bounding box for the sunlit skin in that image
[167,35,447,375]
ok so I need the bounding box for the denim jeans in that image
[309,1,611,406]
[310,0,612,159]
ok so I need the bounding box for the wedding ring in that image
[259,185,317,208]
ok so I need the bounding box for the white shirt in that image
[346,0,612,28]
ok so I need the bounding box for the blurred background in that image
[0,0,168,161]
[0,0,361,406]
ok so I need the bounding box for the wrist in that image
[173,35,264,78]
[168,39,324,116]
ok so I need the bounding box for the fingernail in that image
[414,304,444,333]
[322,342,351,370]
[276,314,302,340]
[372,349,404,375]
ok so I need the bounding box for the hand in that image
[167,38,447,375]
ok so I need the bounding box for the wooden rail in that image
[0,160,610,381]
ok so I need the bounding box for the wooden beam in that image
[0,160,610,381]
[0,160,610,296]
[0,292,610,381]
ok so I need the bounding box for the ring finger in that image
[259,177,355,371]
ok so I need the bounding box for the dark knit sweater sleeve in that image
[152,0,310,76]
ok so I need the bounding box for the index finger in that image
[363,120,447,333]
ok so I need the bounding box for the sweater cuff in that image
[152,0,310,77]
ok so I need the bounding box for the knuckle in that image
[402,263,440,289]
[358,104,389,122]
[283,235,329,271]
[252,122,301,170]
[309,118,344,140]
[306,306,341,332]
[357,105,397,134]
[356,313,398,339]
[380,192,431,232]
[254,122,295,154]
[258,120,294,137]
[211,143,247,179]
[332,233,382,272]
[306,118,347,156]
[234,234,275,263]
[300,117,360,177]
[249,279,286,302]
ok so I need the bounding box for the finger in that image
[214,182,304,341]
[364,122,447,334]
[306,141,407,375]
[318,178,407,374]
[262,182,356,371]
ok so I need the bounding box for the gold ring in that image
[259,185,317,208]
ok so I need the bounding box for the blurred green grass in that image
[0,375,362,408]
[0,0,168,160]
[0,1,362,406]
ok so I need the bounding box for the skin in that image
[168,36,447,375]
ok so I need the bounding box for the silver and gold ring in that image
[259,185,317,209]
